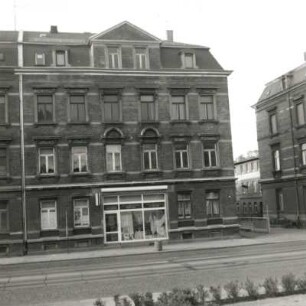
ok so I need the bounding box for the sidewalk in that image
[1,228,306,265]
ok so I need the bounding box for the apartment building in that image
[0,21,238,255]
[255,62,306,226]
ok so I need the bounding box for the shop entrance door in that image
[105,212,119,242]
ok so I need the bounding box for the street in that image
[1,240,306,305]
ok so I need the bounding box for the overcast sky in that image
[2,0,306,158]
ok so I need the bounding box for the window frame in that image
[174,143,189,169]
[143,143,158,171]
[140,94,156,121]
[199,95,215,120]
[171,95,187,121]
[181,51,197,69]
[301,143,306,166]
[177,193,192,219]
[134,47,149,70]
[272,147,281,171]
[40,199,58,231]
[203,142,219,168]
[0,147,9,178]
[106,144,122,172]
[102,94,121,122]
[68,94,88,123]
[269,111,278,135]
[107,46,121,69]
[296,101,306,126]
[73,198,90,228]
[71,146,89,174]
[0,201,8,233]
[205,191,220,218]
[38,147,56,175]
[36,94,55,123]
[55,50,67,66]
[0,94,9,125]
[35,52,46,66]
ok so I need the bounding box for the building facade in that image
[234,157,263,217]
[255,62,306,227]
[0,22,238,256]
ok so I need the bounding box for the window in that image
[178,193,192,219]
[302,143,306,166]
[40,200,57,230]
[72,146,88,173]
[37,95,53,122]
[55,50,66,66]
[108,47,120,68]
[276,189,284,213]
[103,95,120,122]
[0,201,8,233]
[199,95,214,120]
[74,199,90,228]
[171,96,186,120]
[296,102,305,126]
[174,143,189,169]
[39,147,55,174]
[206,191,220,217]
[135,48,147,69]
[269,113,278,134]
[70,95,86,122]
[273,148,281,171]
[203,143,218,168]
[106,144,122,172]
[0,148,7,177]
[140,95,155,121]
[143,144,158,170]
[0,95,7,125]
[35,53,45,65]
[0,53,4,61]
[254,202,258,214]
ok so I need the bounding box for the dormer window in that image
[108,47,121,69]
[55,50,66,66]
[181,51,197,69]
[35,53,45,66]
[135,48,148,69]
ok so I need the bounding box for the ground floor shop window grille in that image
[103,192,167,243]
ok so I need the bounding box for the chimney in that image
[166,30,173,42]
[50,25,58,34]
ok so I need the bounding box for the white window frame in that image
[296,102,306,126]
[273,149,281,171]
[143,144,158,171]
[73,198,90,228]
[39,147,55,175]
[71,146,88,173]
[181,52,197,69]
[203,143,218,168]
[36,94,54,123]
[177,193,192,219]
[107,47,121,69]
[103,94,121,122]
[135,48,149,70]
[140,94,156,121]
[301,143,306,166]
[174,143,189,169]
[171,95,187,120]
[35,52,46,66]
[199,95,215,120]
[40,200,57,230]
[270,112,278,134]
[206,191,220,218]
[106,144,122,172]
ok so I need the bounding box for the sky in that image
[2,0,306,158]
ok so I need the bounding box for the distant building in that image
[234,157,263,217]
[255,61,306,226]
[0,21,238,256]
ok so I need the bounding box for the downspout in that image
[18,30,27,254]
[286,75,301,226]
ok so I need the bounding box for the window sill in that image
[174,169,192,178]
[206,217,223,225]
[67,122,90,126]
[296,123,306,130]
[34,122,57,127]
[202,168,221,176]
[105,172,126,180]
[199,119,218,124]
[102,121,123,125]
[170,120,191,125]
[270,133,279,138]
[70,172,91,177]
[37,174,59,179]
[141,170,162,178]
[139,121,159,125]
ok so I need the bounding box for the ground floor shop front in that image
[0,179,239,256]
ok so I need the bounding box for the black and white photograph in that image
[1,0,306,305]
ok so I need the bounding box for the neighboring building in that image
[234,157,263,217]
[255,61,306,226]
[0,21,238,255]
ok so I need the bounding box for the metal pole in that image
[19,73,27,255]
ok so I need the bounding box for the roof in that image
[0,31,18,42]
[257,62,306,103]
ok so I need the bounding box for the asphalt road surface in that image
[1,240,306,305]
